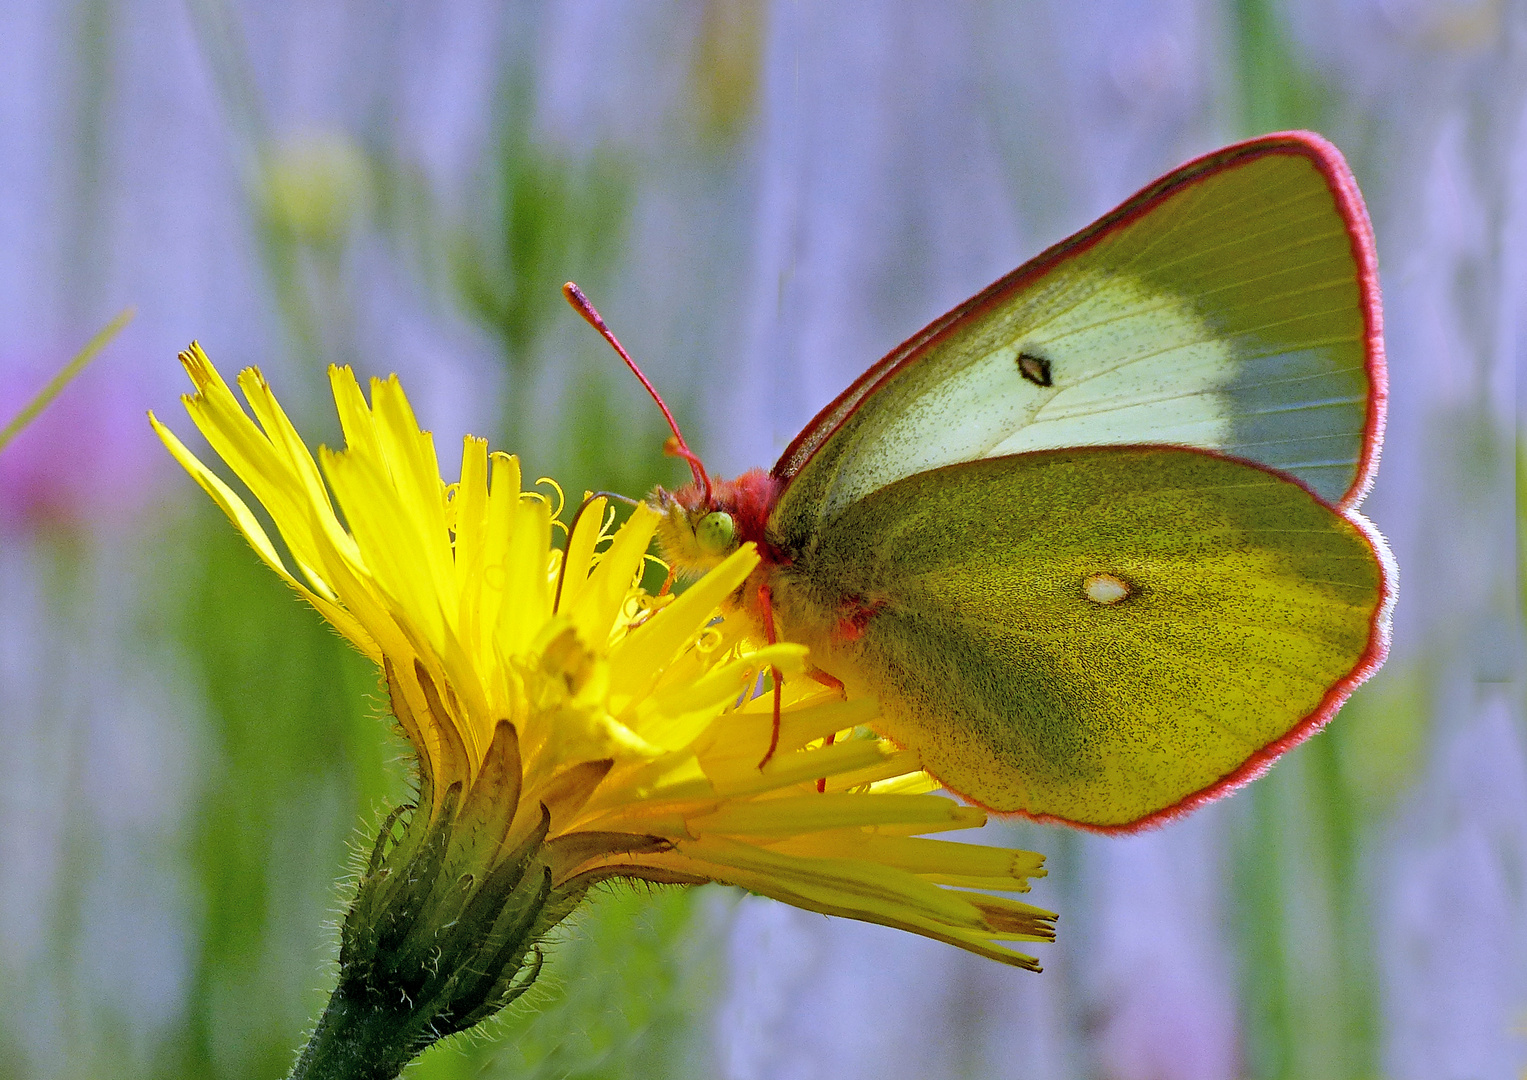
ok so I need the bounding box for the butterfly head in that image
[650,468,781,581]
[651,487,736,578]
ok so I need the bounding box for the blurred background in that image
[0,1,1523,1078]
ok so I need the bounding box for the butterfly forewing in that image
[771,134,1382,554]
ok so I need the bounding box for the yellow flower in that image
[152,345,1054,1072]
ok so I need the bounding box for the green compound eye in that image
[694,511,737,556]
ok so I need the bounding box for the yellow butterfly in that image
[571,131,1395,832]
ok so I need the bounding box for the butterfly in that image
[566,130,1395,832]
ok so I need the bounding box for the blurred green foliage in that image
[453,126,629,379]
[1225,3,1402,1078]
[1518,438,1525,618]
[260,134,373,254]
[1230,0,1331,137]
[687,0,765,147]
[413,886,715,1080]
[370,66,676,508]
[451,81,632,454]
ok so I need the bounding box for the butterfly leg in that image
[807,667,846,792]
[756,582,783,770]
[808,667,846,695]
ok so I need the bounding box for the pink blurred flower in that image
[0,345,170,535]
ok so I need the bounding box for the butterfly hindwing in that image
[774,445,1391,829]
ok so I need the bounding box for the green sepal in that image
[290,716,581,1079]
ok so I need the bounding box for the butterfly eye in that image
[694,511,737,556]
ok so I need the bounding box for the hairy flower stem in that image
[288,768,579,1080]
[287,985,421,1080]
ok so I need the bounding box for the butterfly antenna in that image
[562,282,713,503]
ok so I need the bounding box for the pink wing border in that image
[770,130,1388,515]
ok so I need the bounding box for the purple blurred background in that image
[1,2,1522,1078]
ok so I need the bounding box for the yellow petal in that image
[689,792,982,837]
[608,542,760,704]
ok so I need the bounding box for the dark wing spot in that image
[1018,352,1053,387]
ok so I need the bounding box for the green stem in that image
[287,985,419,1080]
[0,308,133,453]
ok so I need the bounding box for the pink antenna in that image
[562,282,713,503]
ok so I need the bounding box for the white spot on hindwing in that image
[1083,573,1131,605]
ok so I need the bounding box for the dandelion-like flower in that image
[151,346,1055,1079]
